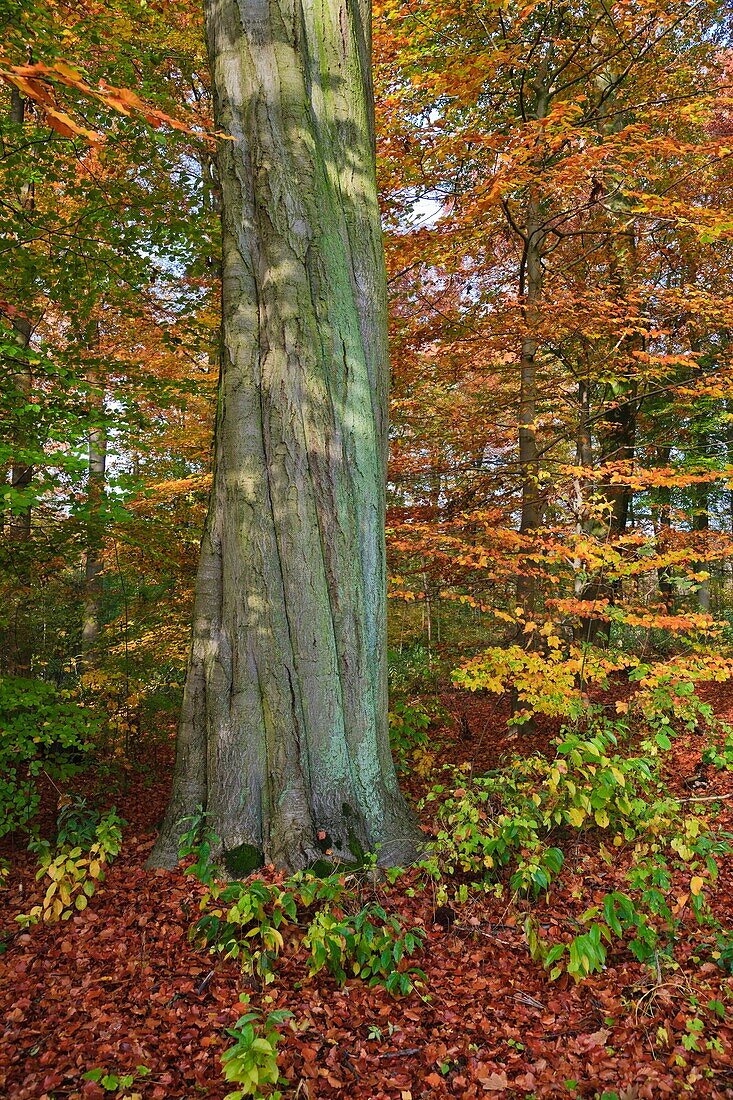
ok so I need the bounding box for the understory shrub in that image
[192,869,425,994]
[0,676,100,839]
[17,804,123,926]
[179,809,426,993]
[422,702,732,981]
[388,698,433,773]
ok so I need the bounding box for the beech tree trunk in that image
[149,0,419,872]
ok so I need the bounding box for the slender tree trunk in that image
[149,0,419,872]
[516,87,548,587]
[573,377,612,644]
[654,446,675,609]
[81,324,107,661]
[4,86,34,675]
[692,439,711,613]
[511,88,547,727]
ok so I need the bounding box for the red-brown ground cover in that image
[3,684,733,1099]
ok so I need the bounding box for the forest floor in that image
[3,684,733,1100]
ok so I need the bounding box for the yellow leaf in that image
[566,807,586,827]
[594,809,609,828]
[690,876,704,896]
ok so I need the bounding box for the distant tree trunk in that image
[149,0,419,872]
[573,377,611,645]
[518,200,544,547]
[81,325,107,661]
[4,86,34,675]
[511,85,547,727]
[516,88,548,614]
[692,438,711,613]
[654,446,675,609]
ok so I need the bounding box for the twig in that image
[677,791,733,803]
[196,969,215,995]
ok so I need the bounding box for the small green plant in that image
[82,1064,151,1093]
[221,996,293,1100]
[526,831,729,982]
[303,903,426,993]
[56,795,100,848]
[702,725,733,771]
[17,806,123,926]
[422,717,673,901]
[178,805,220,885]
[195,877,298,982]
[388,699,431,770]
[712,931,733,972]
[421,699,731,979]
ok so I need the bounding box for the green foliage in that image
[56,795,101,848]
[423,703,731,980]
[194,877,298,983]
[0,676,100,839]
[423,718,674,895]
[17,806,123,926]
[178,805,220,886]
[181,812,425,995]
[82,1065,151,1094]
[712,932,733,974]
[702,725,733,771]
[303,904,426,993]
[387,644,443,695]
[221,996,293,1100]
[388,698,431,770]
[528,817,731,982]
[193,870,425,994]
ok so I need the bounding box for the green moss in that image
[308,858,339,878]
[347,827,366,865]
[223,842,263,877]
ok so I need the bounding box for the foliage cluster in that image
[17,803,123,926]
[221,997,293,1100]
[0,676,100,839]
[178,816,426,1097]
[187,848,425,995]
[423,693,732,982]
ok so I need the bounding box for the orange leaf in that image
[45,108,103,143]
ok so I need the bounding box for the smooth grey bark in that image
[149,0,419,871]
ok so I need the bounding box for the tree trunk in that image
[149,0,419,872]
[573,378,612,645]
[511,86,547,727]
[81,325,107,661]
[654,446,675,610]
[4,86,34,675]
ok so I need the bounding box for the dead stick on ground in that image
[678,791,733,803]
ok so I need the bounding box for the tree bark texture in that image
[149,0,419,871]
